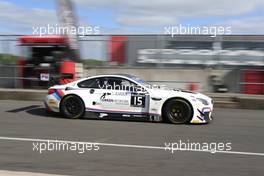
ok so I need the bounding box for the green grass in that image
[0,54,18,64]
[81,59,106,66]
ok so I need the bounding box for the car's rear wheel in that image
[60,95,85,119]
[163,98,193,124]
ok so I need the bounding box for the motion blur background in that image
[0,0,264,95]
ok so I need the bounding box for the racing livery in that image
[44,74,213,124]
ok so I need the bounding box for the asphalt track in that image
[0,100,264,176]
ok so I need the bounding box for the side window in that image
[121,79,139,91]
[77,78,103,89]
[102,77,143,91]
[100,77,124,90]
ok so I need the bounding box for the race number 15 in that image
[131,93,145,107]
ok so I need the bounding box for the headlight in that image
[196,98,209,105]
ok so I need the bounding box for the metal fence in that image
[0,35,264,94]
[1,35,264,67]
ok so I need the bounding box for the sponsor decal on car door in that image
[100,90,130,111]
[99,90,149,115]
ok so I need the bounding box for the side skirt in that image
[84,109,162,122]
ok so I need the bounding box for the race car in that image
[44,74,213,124]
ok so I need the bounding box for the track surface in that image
[0,100,264,176]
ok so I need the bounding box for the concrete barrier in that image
[84,67,211,92]
[0,88,264,109]
[0,88,46,101]
[206,93,264,109]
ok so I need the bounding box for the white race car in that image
[44,74,213,124]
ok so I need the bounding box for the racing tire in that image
[60,95,85,119]
[162,98,193,124]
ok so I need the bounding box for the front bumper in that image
[190,106,213,124]
[189,95,214,124]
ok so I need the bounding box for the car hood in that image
[149,87,212,101]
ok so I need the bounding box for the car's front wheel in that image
[162,98,193,124]
[60,95,85,119]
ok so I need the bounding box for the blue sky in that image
[0,0,263,59]
[7,0,56,9]
[0,0,263,34]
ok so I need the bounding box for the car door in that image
[77,77,107,111]
[99,77,149,115]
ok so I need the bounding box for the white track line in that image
[0,170,67,176]
[0,136,264,157]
